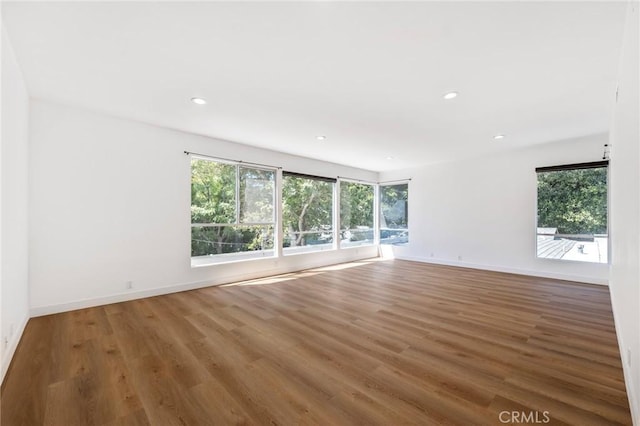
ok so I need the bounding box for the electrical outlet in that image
[9,323,14,338]
[457,255,462,261]
[4,337,8,349]
[628,348,632,367]
[126,281,133,290]
[430,253,434,257]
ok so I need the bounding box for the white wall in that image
[1,25,30,382]
[28,100,379,315]
[1,13,4,385]
[609,2,639,423]
[379,133,610,285]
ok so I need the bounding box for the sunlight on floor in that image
[221,257,388,287]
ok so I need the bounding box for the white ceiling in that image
[2,1,628,172]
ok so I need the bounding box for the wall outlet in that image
[125,281,133,290]
[457,255,462,261]
[627,348,632,367]
[430,253,434,257]
[3,337,8,349]
[9,323,14,338]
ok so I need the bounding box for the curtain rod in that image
[339,176,412,184]
[378,178,412,184]
[337,176,376,184]
[184,150,281,170]
[283,171,337,183]
[535,160,608,173]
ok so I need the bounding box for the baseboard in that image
[30,252,376,317]
[1,313,29,385]
[609,288,639,425]
[29,277,235,317]
[392,255,609,286]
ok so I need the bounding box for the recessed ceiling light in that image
[386,156,394,160]
[494,134,505,140]
[191,97,207,105]
[443,91,458,100]
[316,135,326,141]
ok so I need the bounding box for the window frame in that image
[281,171,337,256]
[534,161,609,264]
[338,178,376,249]
[190,155,278,266]
[378,181,410,246]
[189,153,412,266]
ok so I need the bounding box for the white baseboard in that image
[30,251,376,317]
[391,255,609,286]
[29,277,232,317]
[609,289,639,425]
[1,313,29,385]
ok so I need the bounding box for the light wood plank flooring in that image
[1,259,632,425]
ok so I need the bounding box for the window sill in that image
[536,256,609,266]
[191,250,276,267]
[283,243,335,256]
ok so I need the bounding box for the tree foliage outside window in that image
[191,158,275,258]
[191,158,409,261]
[379,183,409,245]
[537,168,607,234]
[340,182,374,247]
[536,166,608,263]
[239,168,275,224]
[282,175,334,251]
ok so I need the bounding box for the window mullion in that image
[276,169,284,258]
[235,164,240,225]
[334,181,340,250]
[374,184,380,246]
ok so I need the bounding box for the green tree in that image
[380,184,408,228]
[191,160,236,255]
[239,167,274,223]
[191,160,275,256]
[379,183,409,244]
[537,168,607,235]
[340,182,374,242]
[282,176,333,247]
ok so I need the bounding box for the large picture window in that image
[536,161,608,263]
[190,155,411,264]
[340,181,374,247]
[379,183,409,245]
[190,157,275,264]
[282,172,335,254]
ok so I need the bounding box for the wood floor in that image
[1,259,632,425]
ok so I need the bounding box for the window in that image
[282,172,335,254]
[190,157,275,264]
[536,161,608,263]
[340,181,374,247]
[379,183,409,245]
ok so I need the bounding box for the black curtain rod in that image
[282,171,337,183]
[535,160,608,173]
[184,150,281,170]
